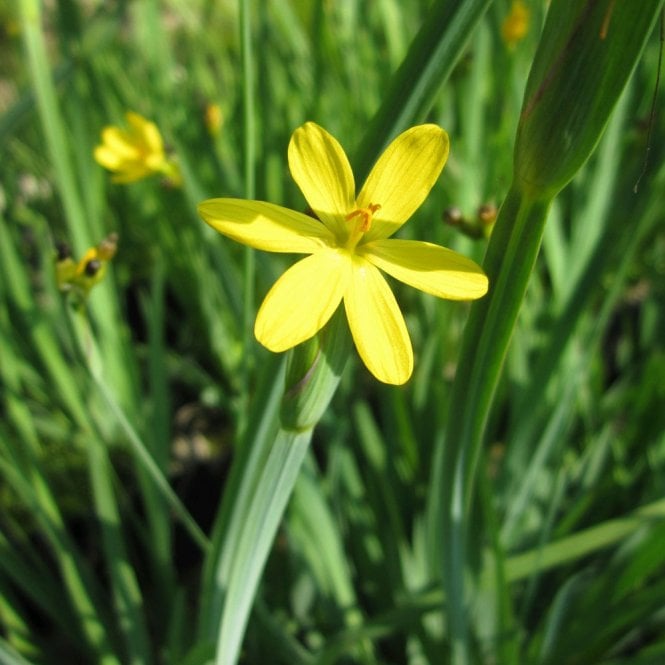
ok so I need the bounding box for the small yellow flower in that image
[199,123,488,385]
[94,112,181,185]
[501,0,530,49]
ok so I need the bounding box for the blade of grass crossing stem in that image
[91,369,209,552]
[430,3,664,661]
[422,499,665,636]
[66,299,208,552]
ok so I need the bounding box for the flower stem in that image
[199,310,350,665]
[239,0,257,439]
[429,185,551,662]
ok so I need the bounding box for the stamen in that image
[346,203,381,232]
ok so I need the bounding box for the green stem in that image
[239,0,256,439]
[68,309,209,553]
[93,373,209,553]
[213,428,312,665]
[432,185,552,662]
[199,311,350,665]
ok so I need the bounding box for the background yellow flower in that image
[94,112,181,185]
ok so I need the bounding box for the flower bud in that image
[280,309,351,432]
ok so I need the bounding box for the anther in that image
[346,203,381,232]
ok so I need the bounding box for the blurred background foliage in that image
[1,0,664,663]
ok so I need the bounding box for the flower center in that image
[345,203,381,249]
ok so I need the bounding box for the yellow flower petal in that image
[198,199,335,253]
[358,125,449,242]
[362,239,488,300]
[74,247,100,276]
[255,249,351,351]
[111,167,152,184]
[98,127,140,160]
[93,145,126,170]
[343,257,413,384]
[126,111,164,155]
[288,122,355,239]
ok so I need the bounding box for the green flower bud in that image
[280,308,351,432]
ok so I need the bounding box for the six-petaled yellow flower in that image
[198,122,488,385]
[94,112,181,185]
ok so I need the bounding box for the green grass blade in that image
[353,0,493,180]
[0,637,36,665]
[18,0,90,253]
[86,433,153,665]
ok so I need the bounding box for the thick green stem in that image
[433,186,551,662]
[430,5,663,656]
[199,311,350,665]
[212,428,313,665]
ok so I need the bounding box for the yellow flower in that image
[501,0,530,49]
[94,112,181,185]
[198,123,488,385]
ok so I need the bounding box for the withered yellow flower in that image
[56,233,118,296]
